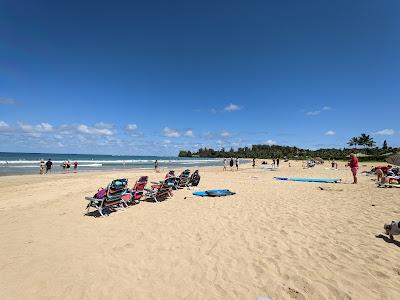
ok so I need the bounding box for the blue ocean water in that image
[0,152,222,176]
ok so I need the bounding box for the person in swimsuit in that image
[346,153,359,184]
[154,160,159,173]
[223,158,227,171]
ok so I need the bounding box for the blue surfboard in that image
[193,189,236,197]
[274,177,340,183]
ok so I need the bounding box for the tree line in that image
[179,134,397,161]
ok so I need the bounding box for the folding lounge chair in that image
[188,170,201,186]
[177,169,191,189]
[129,176,148,204]
[85,179,131,216]
[144,182,172,202]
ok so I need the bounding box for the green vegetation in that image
[179,134,398,162]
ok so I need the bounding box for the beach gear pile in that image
[85,169,201,217]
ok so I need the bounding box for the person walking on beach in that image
[154,160,159,173]
[272,159,276,168]
[45,159,53,173]
[73,161,78,172]
[39,159,45,174]
[252,158,256,168]
[346,153,359,184]
[276,158,280,168]
[235,157,239,170]
[229,157,234,171]
[223,158,227,171]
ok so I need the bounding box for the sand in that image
[1,161,400,299]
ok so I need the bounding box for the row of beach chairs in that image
[85,169,200,217]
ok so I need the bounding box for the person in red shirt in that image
[346,153,359,184]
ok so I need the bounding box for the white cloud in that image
[374,129,395,136]
[77,124,113,136]
[184,130,194,137]
[220,130,231,137]
[18,122,53,136]
[224,103,241,112]
[126,124,138,131]
[0,97,16,105]
[163,139,171,144]
[0,121,10,131]
[163,127,180,137]
[325,130,336,136]
[264,139,277,145]
[306,110,321,116]
[306,106,332,116]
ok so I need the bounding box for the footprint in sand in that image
[287,287,306,299]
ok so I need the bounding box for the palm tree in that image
[358,133,375,149]
[347,137,359,148]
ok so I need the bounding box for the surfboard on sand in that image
[274,177,341,183]
[193,189,236,197]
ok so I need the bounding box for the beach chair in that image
[130,176,148,204]
[188,170,201,186]
[176,169,191,188]
[85,179,131,217]
[144,181,172,202]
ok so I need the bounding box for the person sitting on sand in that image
[346,153,359,184]
[374,165,393,184]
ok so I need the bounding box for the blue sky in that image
[0,0,399,155]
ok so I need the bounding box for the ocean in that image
[0,152,223,176]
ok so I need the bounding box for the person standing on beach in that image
[346,153,359,184]
[73,161,78,172]
[154,160,159,173]
[223,158,227,171]
[252,158,256,168]
[45,159,53,173]
[276,158,280,168]
[39,159,45,174]
[235,157,239,170]
[229,157,234,171]
[272,159,275,168]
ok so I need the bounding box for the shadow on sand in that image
[375,234,400,248]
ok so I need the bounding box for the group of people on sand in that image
[223,157,239,171]
[372,164,399,184]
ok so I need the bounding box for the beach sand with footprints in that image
[1,161,399,299]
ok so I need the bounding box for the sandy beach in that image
[1,161,400,299]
